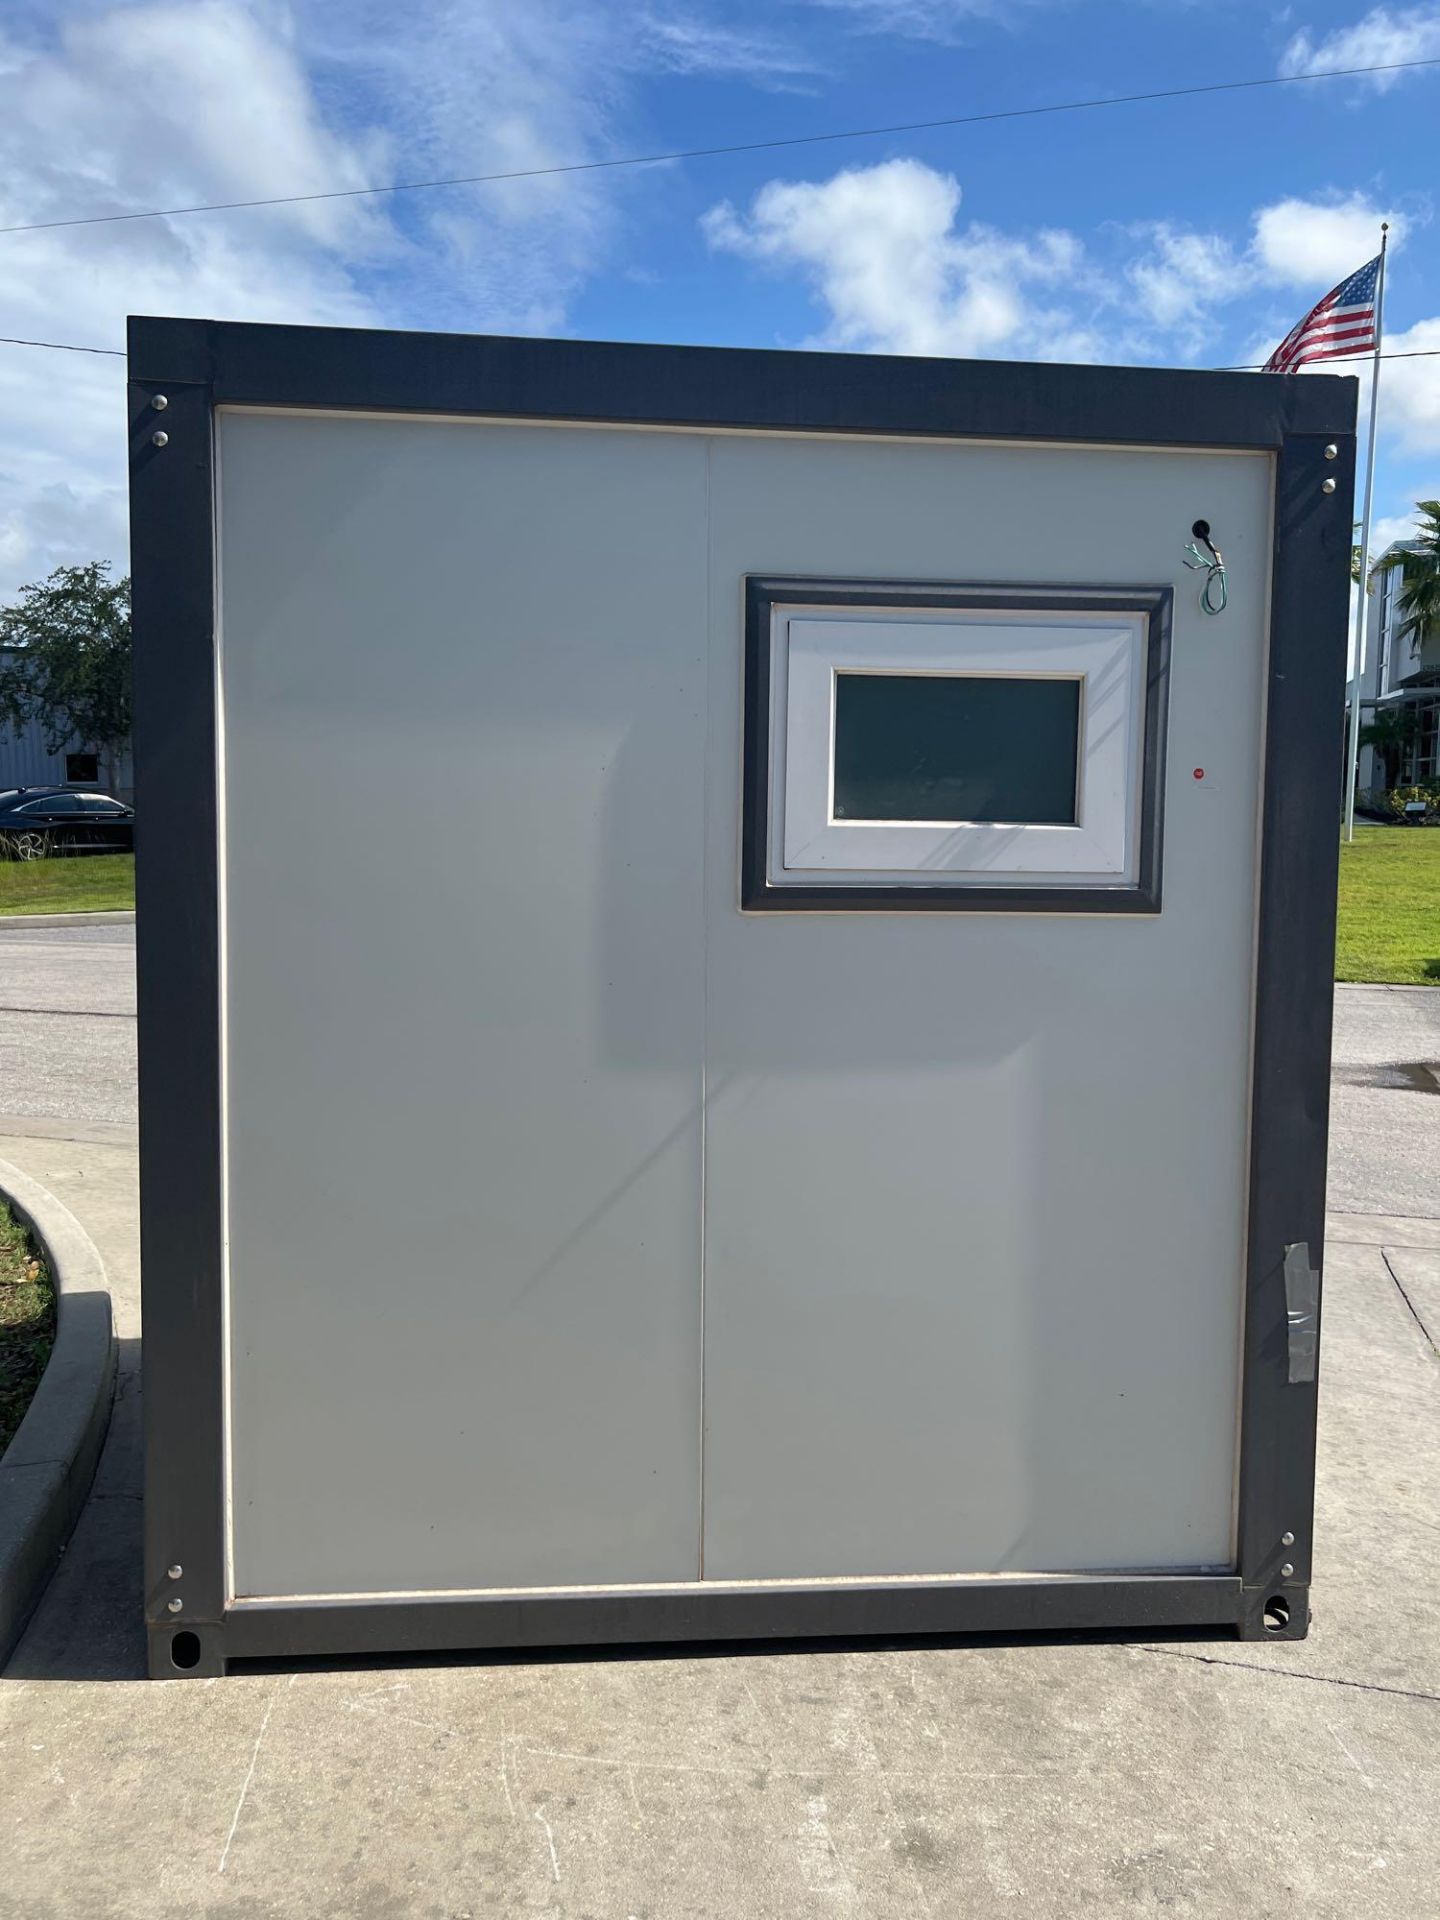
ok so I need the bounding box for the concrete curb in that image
[0,1155,117,1668]
[1333,979,1440,995]
[0,910,135,930]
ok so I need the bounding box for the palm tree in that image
[1395,500,1440,660]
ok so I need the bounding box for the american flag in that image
[1263,256,1381,373]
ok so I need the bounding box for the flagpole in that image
[1343,224,1388,843]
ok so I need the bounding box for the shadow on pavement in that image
[6,1336,145,1683]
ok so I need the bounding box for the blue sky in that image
[1,0,1438,599]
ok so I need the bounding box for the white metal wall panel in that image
[217,412,708,1598]
[701,434,1271,1578]
[217,411,1271,1600]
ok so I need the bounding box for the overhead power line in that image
[1219,348,1440,370]
[3,334,1439,373]
[0,335,124,356]
[2,55,1439,239]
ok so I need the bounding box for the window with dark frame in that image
[65,752,99,784]
[744,578,1172,913]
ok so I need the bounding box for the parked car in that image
[0,787,134,859]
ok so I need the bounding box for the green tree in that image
[1358,704,1419,789]
[0,562,131,790]
[1394,501,1440,659]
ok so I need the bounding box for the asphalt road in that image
[0,916,137,1130]
[0,919,1436,1216]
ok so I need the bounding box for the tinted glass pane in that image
[833,673,1080,825]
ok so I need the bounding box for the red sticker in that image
[1193,767,1205,780]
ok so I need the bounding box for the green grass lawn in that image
[0,852,135,917]
[0,1198,55,1459]
[1336,827,1440,986]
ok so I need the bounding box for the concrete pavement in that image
[0,1162,1436,1912]
[0,930,1437,1916]
[1329,984,1440,1217]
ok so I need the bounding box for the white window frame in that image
[767,604,1149,890]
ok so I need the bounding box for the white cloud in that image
[1370,505,1435,551]
[702,162,1409,369]
[297,0,634,336]
[1240,192,1440,461]
[799,0,1031,42]
[32,0,386,253]
[702,161,1440,464]
[303,1,825,330]
[0,0,855,599]
[1280,6,1440,89]
[0,0,391,599]
[706,166,1409,371]
[637,15,822,89]
[5,1,1438,605]
[0,0,706,598]
[1378,316,1440,454]
[1251,194,1404,284]
[1127,227,1237,338]
[703,159,1090,359]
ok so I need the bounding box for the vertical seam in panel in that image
[698,437,713,1579]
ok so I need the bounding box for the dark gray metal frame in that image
[127,317,1357,1677]
[742,579,1172,912]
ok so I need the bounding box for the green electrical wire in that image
[1183,539,1228,615]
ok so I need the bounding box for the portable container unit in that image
[129,318,1356,1677]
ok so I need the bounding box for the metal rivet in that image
[1321,477,1336,494]
[1323,443,1337,459]
[1280,1563,1294,1579]
[1281,1531,1295,1547]
[167,1597,183,1614]
[151,429,169,448]
[167,1564,183,1580]
[152,394,169,411]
